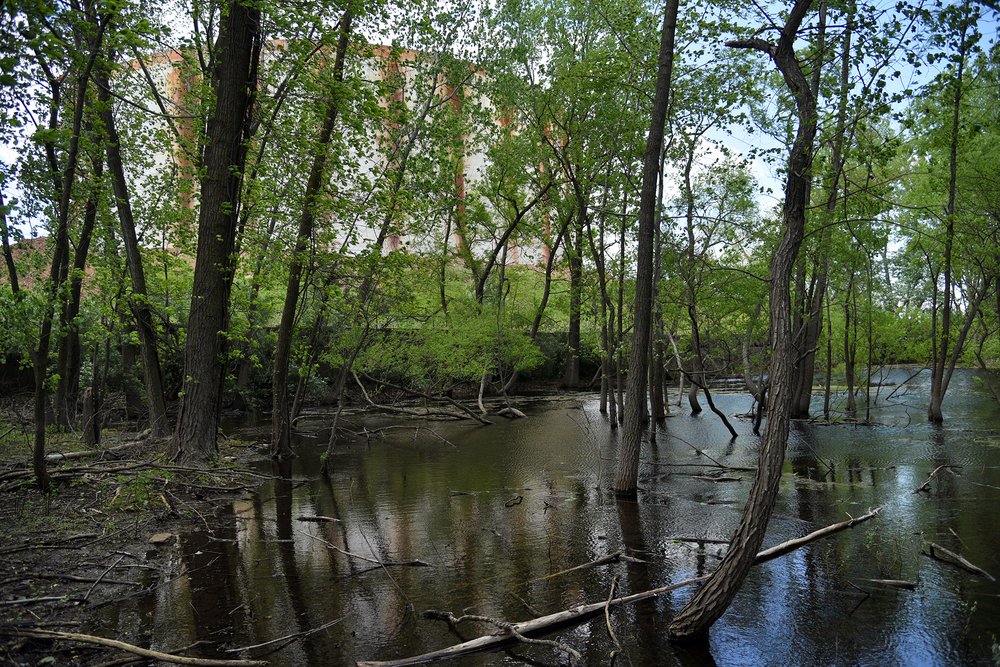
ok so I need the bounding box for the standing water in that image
[93,368,1000,665]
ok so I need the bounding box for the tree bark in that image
[561,193,585,388]
[0,190,19,293]
[97,53,170,435]
[55,154,102,427]
[668,0,817,637]
[32,14,108,491]
[172,0,261,461]
[928,19,970,423]
[271,10,352,459]
[614,0,679,496]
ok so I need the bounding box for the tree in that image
[668,0,817,637]
[613,0,679,497]
[271,8,353,460]
[172,0,262,462]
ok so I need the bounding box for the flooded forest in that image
[1,0,998,664]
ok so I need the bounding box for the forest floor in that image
[0,403,271,666]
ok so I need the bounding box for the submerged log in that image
[923,541,996,581]
[356,507,882,666]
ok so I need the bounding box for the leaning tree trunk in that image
[97,54,170,436]
[33,16,107,491]
[668,0,817,637]
[928,22,969,423]
[0,190,18,293]
[562,196,585,388]
[271,10,352,460]
[172,0,261,462]
[55,154,102,428]
[614,0,679,497]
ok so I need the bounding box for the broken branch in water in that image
[912,465,961,494]
[224,617,344,655]
[860,579,917,590]
[0,628,267,666]
[420,611,582,665]
[922,541,996,581]
[531,551,644,582]
[357,507,882,667]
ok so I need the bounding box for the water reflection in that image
[92,369,1000,665]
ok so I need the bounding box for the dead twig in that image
[84,555,126,602]
[912,465,961,494]
[224,616,344,655]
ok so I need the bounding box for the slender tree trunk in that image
[173,0,261,461]
[562,194,585,388]
[1,191,19,292]
[614,0,679,496]
[844,275,857,416]
[650,155,667,422]
[271,10,352,459]
[55,154,102,427]
[33,16,107,491]
[928,25,968,423]
[97,59,170,436]
[669,0,816,636]
[616,192,626,423]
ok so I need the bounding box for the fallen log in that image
[356,507,882,667]
[861,579,917,591]
[0,628,267,666]
[296,515,341,523]
[923,541,996,582]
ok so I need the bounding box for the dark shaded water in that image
[95,368,1000,665]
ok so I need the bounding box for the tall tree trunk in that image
[55,154,102,427]
[562,194,585,388]
[928,21,969,423]
[844,277,857,416]
[172,0,261,461]
[680,137,702,416]
[97,56,170,435]
[271,10,352,459]
[650,154,667,422]
[33,15,107,491]
[613,0,679,497]
[1,190,19,293]
[669,0,816,636]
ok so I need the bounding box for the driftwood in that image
[861,579,917,590]
[912,465,961,494]
[296,515,341,523]
[0,628,267,666]
[923,541,996,581]
[356,507,882,667]
[359,372,493,425]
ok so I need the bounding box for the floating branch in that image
[912,465,962,494]
[923,541,996,581]
[357,507,882,666]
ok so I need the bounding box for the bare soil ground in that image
[0,409,268,666]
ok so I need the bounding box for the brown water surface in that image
[93,368,1000,665]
